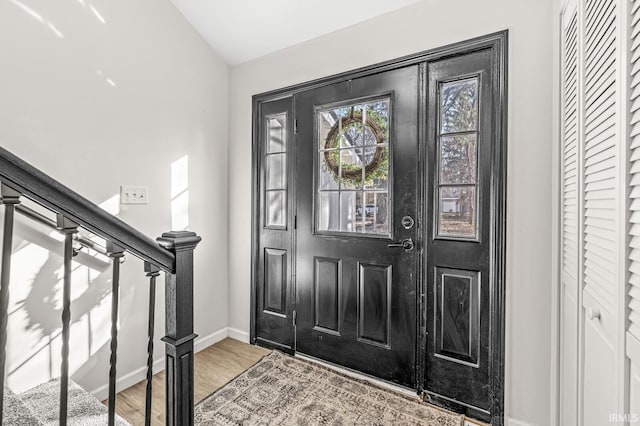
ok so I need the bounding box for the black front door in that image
[294,65,419,388]
[252,33,507,424]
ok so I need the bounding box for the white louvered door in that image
[560,0,627,424]
[582,0,625,424]
[560,3,580,425]
[628,0,640,418]
[582,0,620,421]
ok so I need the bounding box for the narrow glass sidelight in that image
[315,97,391,237]
[437,77,480,239]
[265,113,288,229]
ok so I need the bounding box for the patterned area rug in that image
[195,351,464,425]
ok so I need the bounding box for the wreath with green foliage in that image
[323,112,388,186]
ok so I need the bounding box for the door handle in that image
[388,238,414,252]
[587,306,601,321]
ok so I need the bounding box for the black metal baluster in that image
[57,215,78,426]
[0,184,20,424]
[107,243,124,426]
[144,262,160,426]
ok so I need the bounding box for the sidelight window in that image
[315,98,391,236]
[437,78,479,239]
[265,113,287,228]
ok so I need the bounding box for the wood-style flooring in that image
[110,338,486,426]
[109,338,270,425]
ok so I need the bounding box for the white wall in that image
[228,1,554,425]
[0,0,229,396]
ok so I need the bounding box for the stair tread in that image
[3,387,42,426]
[17,379,129,426]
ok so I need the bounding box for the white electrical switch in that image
[120,185,149,205]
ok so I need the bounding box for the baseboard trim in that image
[506,418,540,426]
[195,328,228,352]
[89,327,231,401]
[227,327,250,343]
[90,356,165,402]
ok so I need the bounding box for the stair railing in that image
[0,146,200,426]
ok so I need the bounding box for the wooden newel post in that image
[157,231,201,426]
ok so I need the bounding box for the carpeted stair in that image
[2,387,41,425]
[3,379,129,425]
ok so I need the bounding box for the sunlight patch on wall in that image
[97,70,117,88]
[8,0,65,39]
[89,4,106,24]
[8,243,50,308]
[171,155,189,231]
[46,22,64,39]
[6,229,115,392]
[99,194,120,216]
[47,228,64,242]
[7,243,53,392]
[87,293,112,357]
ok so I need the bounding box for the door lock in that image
[401,215,415,229]
[388,238,414,251]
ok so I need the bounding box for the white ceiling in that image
[169,0,422,65]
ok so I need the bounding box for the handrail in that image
[0,146,175,272]
[15,204,109,256]
[0,146,199,425]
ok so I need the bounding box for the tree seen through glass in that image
[438,78,479,238]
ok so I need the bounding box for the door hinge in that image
[292,310,297,326]
[294,119,298,134]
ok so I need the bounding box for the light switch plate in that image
[120,185,149,205]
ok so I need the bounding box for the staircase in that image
[4,380,128,425]
[0,145,201,425]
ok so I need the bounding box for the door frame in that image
[250,30,508,424]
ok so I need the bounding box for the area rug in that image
[194,351,464,425]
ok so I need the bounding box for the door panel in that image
[295,65,419,387]
[313,257,341,333]
[561,289,579,426]
[254,97,295,350]
[424,48,495,420]
[582,316,614,426]
[631,363,640,422]
[434,268,480,366]
[358,263,392,346]
[582,290,616,426]
[264,248,287,314]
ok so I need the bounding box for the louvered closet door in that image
[560,4,579,425]
[628,0,640,416]
[582,0,620,424]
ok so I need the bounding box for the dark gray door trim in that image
[250,30,507,425]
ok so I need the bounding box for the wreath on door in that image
[323,112,388,186]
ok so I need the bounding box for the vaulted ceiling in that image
[169,0,422,65]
